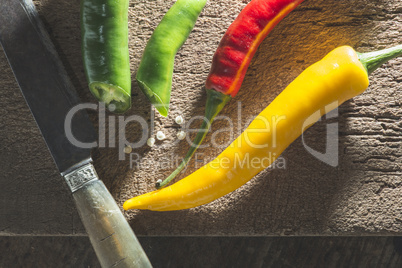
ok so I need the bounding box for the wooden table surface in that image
[0,0,401,236]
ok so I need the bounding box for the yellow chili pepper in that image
[124,45,402,211]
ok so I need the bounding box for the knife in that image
[0,0,152,267]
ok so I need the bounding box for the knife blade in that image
[0,0,151,267]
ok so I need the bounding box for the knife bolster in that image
[64,163,98,192]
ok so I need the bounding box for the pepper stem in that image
[156,89,231,189]
[358,44,402,75]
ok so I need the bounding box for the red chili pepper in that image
[157,0,305,189]
[207,0,304,96]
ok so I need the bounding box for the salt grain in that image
[177,131,186,140]
[175,115,184,125]
[147,137,156,147]
[156,131,166,140]
[124,145,132,154]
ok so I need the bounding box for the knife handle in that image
[64,164,152,268]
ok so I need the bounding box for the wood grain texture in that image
[3,236,402,268]
[0,0,401,236]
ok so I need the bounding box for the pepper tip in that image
[122,200,131,211]
[136,79,170,117]
[155,104,169,117]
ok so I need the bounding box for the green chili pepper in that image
[81,0,131,113]
[136,0,208,117]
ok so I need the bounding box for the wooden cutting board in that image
[0,0,401,236]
